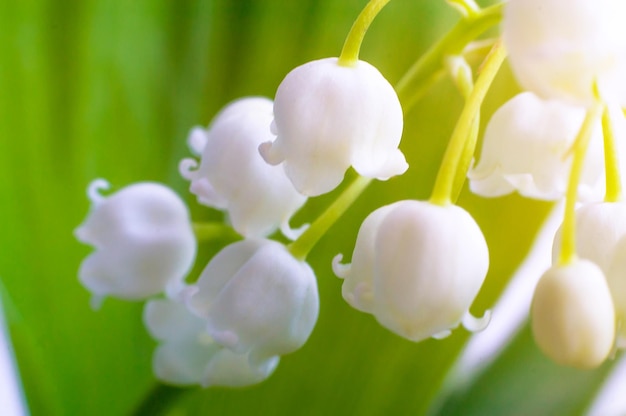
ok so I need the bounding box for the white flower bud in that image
[143,298,279,387]
[531,260,615,369]
[468,92,603,201]
[180,97,307,239]
[259,57,408,196]
[75,180,196,306]
[333,200,489,342]
[553,202,626,347]
[503,0,626,106]
[188,239,319,364]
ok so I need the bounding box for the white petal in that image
[270,57,406,196]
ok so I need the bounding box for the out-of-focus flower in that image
[187,239,319,364]
[333,200,490,342]
[259,57,408,196]
[468,92,604,201]
[531,259,615,369]
[503,0,626,106]
[75,180,196,307]
[180,97,307,239]
[144,298,279,387]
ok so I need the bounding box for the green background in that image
[0,0,618,414]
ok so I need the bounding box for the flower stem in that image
[192,222,240,242]
[289,176,372,260]
[396,2,503,110]
[558,103,604,265]
[429,39,506,206]
[338,0,392,66]
[602,106,623,202]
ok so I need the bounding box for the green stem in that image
[429,39,506,206]
[558,104,604,265]
[602,106,623,202]
[193,222,240,242]
[338,0,392,66]
[289,176,372,260]
[396,2,503,109]
[131,383,189,416]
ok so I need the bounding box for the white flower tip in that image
[258,141,283,166]
[462,309,491,333]
[188,127,208,155]
[87,179,110,205]
[432,329,452,340]
[280,221,308,241]
[375,150,409,180]
[179,158,199,180]
[332,254,350,279]
[90,295,105,311]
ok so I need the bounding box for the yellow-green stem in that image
[558,104,604,265]
[602,106,623,202]
[429,39,506,206]
[396,3,503,109]
[338,0,392,66]
[289,176,372,260]
[193,222,241,242]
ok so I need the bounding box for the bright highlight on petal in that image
[503,0,626,106]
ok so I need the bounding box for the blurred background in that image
[0,0,622,414]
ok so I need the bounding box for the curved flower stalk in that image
[503,0,626,106]
[143,298,279,387]
[75,180,196,307]
[180,97,307,239]
[531,259,615,369]
[333,200,490,342]
[468,92,604,201]
[187,239,319,365]
[259,57,408,197]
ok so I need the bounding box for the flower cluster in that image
[75,0,626,390]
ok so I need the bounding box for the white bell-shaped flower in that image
[180,97,307,239]
[503,0,626,105]
[143,298,279,387]
[333,200,490,342]
[259,57,408,196]
[187,239,319,364]
[553,202,626,347]
[75,180,196,306]
[531,260,615,369]
[468,92,604,201]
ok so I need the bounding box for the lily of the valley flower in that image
[180,97,307,239]
[333,200,490,342]
[503,0,626,106]
[553,202,626,347]
[187,239,319,365]
[259,57,408,197]
[144,298,279,387]
[468,92,604,201]
[75,180,196,307]
[531,260,615,369]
